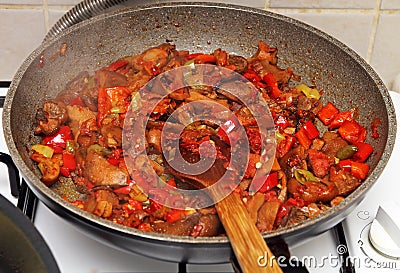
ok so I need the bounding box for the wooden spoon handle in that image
[215,192,283,273]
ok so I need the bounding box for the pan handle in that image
[45,0,130,41]
[0,152,21,198]
[45,0,179,42]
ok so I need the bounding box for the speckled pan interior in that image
[3,2,396,263]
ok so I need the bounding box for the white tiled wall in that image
[1,0,400,91]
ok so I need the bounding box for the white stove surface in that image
[1,87,399,273]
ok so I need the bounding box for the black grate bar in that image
[0,152,21,197]
[17,178,38,220]
[0,81,11,88]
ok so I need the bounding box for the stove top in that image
[1,86,399,273]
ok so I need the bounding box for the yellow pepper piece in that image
[296,83,321,100]
[31,144,54,158]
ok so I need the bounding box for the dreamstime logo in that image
[122,64,276,209]
[257,245,400,270]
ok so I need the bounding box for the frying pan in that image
[2,2,396,264]
[0,193,60,272]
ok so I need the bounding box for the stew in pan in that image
[30,41,374,237]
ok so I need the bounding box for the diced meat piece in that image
[83,150,127,186]
[280,206,308,227]
[322,131,339,141]
[246,192,265,224]
[84,189,119,218]
[80,87,99,112]
[30,153,60,186]
[249,41,278,65]
[146,128,162,153]
[227,55,248,74]
[311,138,325,151]
[66,105,96,138]
[297,95,313,111]
[307,203,322,218]
[151,214,200,236]
[192,214,222,237]
[329,166,361,196]
[95,70,128,88]
[101,124,123,148]
[35,100,68,135]
[123,210,150,228]
[251,59,293,85]
[308,149,330,178]
[322,132,348,158]
[279,145,307,179]
[287,178,339,203]
[330,196,345,207]
[256,201,281,231]
[77,134,97,148]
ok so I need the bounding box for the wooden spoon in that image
[163,149,283,273]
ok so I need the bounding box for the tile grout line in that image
[366,0,382,63]
[0,5,42,9]
[43,0,50,34]
[266,8,378,14]
[264,0,270,9]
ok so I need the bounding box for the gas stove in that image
[1,85,399,273]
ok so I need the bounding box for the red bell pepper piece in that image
[277,135,295,157]
[42,126,73,153]
[216,115,241,146]
[264,191,279,202]
[107,157,120,166]
[60,151,76,177]
[275,197,304,226]
[286,196,305,207]
[166,178,177,188]
[62,151,76,170]
[350,161,369,180]
[328,110,354,130]
[69,96,84,107]
[338,120,366,144]
[122,199,143,215]
[114,185,131,195]
[165,209,185,223]
[275,204,290,226]
[246,127,262,153]
[317,102,339,125]
[302,120,319,139]
[253,172,279,193]
[352,142,373,162]
[105,60,129,71]
[243,69,262,84]
[339,159,369,180]
[190,54,216,64]
[147,199,162,213]
[263,73,281,99]
[60,167,71,177]
[107,148,123,166]
[339,159,352,172]
[275,115,290,129]
[295,127,312,149]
